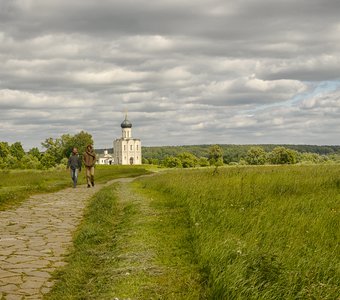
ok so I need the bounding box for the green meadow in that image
[137,165,340,299]
[0,165,150,210]
[45,164,340,299]
[2,164,339,298]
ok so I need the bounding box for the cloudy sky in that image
[1,0,339,150]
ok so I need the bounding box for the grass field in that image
[0,165,150,210]
[137,165,340,299]
[47,179,203,299]
[45,164,339,299]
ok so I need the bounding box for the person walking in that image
[67,147,82,188]
[83,144,96,188]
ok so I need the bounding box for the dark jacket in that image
[68,154,82,170]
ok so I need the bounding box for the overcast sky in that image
[1,0,339,150]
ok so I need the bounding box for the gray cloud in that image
[0,0,339,149]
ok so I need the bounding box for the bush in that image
[163,156,183,168]
[245,146,266,165]
[177,152,198,168]
[198,157,210,167]
[269,147,298,164]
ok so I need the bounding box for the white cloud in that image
[0,0,339,148]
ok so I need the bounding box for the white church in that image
[113,114,142,165]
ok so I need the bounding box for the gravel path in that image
[0,178,133,300]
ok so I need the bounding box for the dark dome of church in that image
[121,117,132,128]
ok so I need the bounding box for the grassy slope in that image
[138,165,340,299]
[0,165,150,210]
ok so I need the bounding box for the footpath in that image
[0,179,132,300]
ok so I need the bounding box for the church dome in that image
[121,115,132,128]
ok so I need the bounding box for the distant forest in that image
[99,144,340,164]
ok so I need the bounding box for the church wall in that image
[113,116,142,165]
[113,138,141,165]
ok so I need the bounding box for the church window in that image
[124,145,126,151]
[130,145,133,150]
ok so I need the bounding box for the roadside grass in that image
[137,165,340,299]
[47,178,203,299]
[0,165,150,210]
[45,183,121,299]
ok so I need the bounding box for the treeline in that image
[142,144,340,167]
[2,137,339,170]
[0,131,93,170]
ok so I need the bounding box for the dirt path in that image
[0,178,135,300]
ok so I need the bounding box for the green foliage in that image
[0,142,10,158]
[40,152,57,169]
[269,146,298,164]
[63,131,94,158]
[139,165,340,299]
[20,154,42,169]
[142,144,340,164]
[9,142,25,160]
[198,157,210,167]
[177,152,198,168]
[150,158,159,165]
[28,147,42,160]
[163,156,183,168]
[41,131,94,165]
[41,137,65,163]
[208,145,223,166]
[4,154,20,169]
[245,146,267,165]
[298,152,329,164]
[142,157,149,164]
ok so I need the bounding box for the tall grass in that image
[0,165,150,210]
[46,183,121,299]
[138,165,340,299]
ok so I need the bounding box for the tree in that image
[208,145,223,166]
[163,156,182,168]
[42,131,93,165]
[269,147,298,165]
[151,158,159,165]
[28,147,42,160]
[41,137,64,164]
[198,157,210,167]
[63,131,93,158]
[142,158,149,164]
[10,142,25,160]
[0,142,10,158]
[245,146,267,165]
[298,152,328,164]
[40,152,57,169]
[177,152,198,168]
[21,155,42,169]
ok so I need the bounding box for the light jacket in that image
[83,149,96,167]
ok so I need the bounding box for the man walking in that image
[83,144,96,188]
[67,147,82,188]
